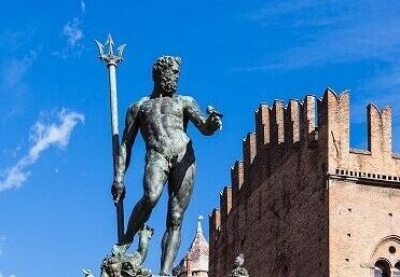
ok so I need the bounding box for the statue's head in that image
[152,56,181,96]
[234,253,244,267]
[101,256,123,277]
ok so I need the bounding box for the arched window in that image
[393,262,400,277]
[375,260,390,277]
[371,236,400,277]
[277,265,289,277]
[374,267,384,277]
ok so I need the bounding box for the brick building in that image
[209,89,400,277]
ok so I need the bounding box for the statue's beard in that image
[160,80,177,95]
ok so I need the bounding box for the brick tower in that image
[209,89,400,277]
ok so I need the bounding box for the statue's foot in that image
[138,267,152,277]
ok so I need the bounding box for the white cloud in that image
[2,51,37,89]
[56,16,85,58]
[243,1,400,71]
[0,45,40,120]
[0,29,35,53]
[55,1,86,58]
[81,0,86,13]
[63,17,84,48]
[360,65,400,93]
[0,109,84,192]
[247,0,336,22]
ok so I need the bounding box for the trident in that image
[95,34,126,244]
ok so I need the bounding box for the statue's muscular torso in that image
[135,95,193,157]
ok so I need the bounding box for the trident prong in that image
[116,44,127,58]
[95,40,105,55]
[95,34,126,66]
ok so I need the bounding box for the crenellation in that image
[316,96,325,137]
[337,91,350,162]
[381,106,392,155]
[231,161,244,207]
[220,186,233,223]
[238,89,398,177]
[243,133,257,183]
[286,99,301,145]
[317,91,398,175]
[317,88,350,171]
[231,161,244,190]
[255,103,271,151]
[301,95,317,144]
[367,104,392,156]
[271,100,285,145]
[210,208,221,232]
[210,88,400,277]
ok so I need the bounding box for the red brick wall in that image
[209,89,400,277]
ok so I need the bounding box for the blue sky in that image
[1,1,400,276]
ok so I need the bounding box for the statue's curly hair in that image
[152,56,181,78]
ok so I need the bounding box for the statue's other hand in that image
[207,114,223,131]
[206,105,223,131]
[112,180,126,204]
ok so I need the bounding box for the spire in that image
[173,215,209,276]
[197,215,204,234]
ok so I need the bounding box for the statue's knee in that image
[143,193,159,208]
[169,212,183,229]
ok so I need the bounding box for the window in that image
[375,260,390,277]
[393,262,400,277]
[371,236,400,277]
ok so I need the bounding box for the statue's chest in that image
[140,98,183,119]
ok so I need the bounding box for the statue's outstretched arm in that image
[112,102,141,203]
[183,96,222,136]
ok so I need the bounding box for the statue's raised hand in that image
[111,180,126,204]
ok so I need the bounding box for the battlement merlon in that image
[220,186,232,222]
[286,99,301,144]
[231,161,244,207]
[302,95,317,143]
[316,88,350,171]
[255,103,270,151]
[243,133,257,182]
[368,103,392,156]
[271,100,285,145]
[209,208,221,232]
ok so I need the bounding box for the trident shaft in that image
[95,34,126,244]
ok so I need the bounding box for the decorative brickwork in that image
[174,217,209,277]
[209,89,400,277]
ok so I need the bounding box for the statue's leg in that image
[160,146,196,275]
[122,150,169,245]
